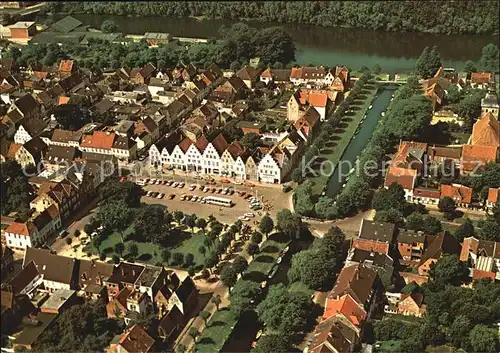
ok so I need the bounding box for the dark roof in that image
[77,259,115,288]
[397,229,427,245]
[329,263,377,306]
[158,305,184,338]
[8,261,40,295]
[23,248,76,285]
[106,262,144,285]
[112,135,135,150]
[44,145,78,163]
[175,276,196,304]
[135,265,164,288]
[236,66,261,81]
[358,219,396,243]
[93,98,115,114]
[14,93,38,116]
[349,248,393,268]
[50,16,84,34]
[419,231,461,265]
[13,312,57,347]
[23,137,47,160]
[155,129,185,154]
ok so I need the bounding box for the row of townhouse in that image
[149,127,306,184]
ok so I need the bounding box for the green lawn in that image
[85,227,208,267]
[288,281,314,296]
[195,308,238,353]
[375,340,403,353]
[308,83,380,196]
[196,233,289,351]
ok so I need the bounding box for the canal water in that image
[326,86,398,198]
[37,14,498,72]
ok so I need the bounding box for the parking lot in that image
[136,176,291,225]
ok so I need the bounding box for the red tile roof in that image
[471,112,500,146]
[294,89,328,107]
[440,184,472,203]
[111,324,155,353]
[58,96,70,105]
[58,60,74,73]
[194,135,209,153]
[472,269,496,281]
[5,222,36,237]
[80,131,115,150]
[323,294,366,327]
[385,167,416,190]
[211,133,229,155]
[413,187,440,199]
[461,144,498,171]
[471,72,492,84]
[487,188,499,204]
[178,137,192,153]
[6,143,22,159]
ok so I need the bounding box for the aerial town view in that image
[0,1,499,353]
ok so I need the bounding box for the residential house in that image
[6,261,43,297]
[429,145,462,167]
[148,129,185,168]
[294,106,321,139]
[4,205,61,250]
[11,312,57,351]
[104,262,145,301]
[42,145,80,171]
[417,231,461,276]
[257,145,290,184]
[470,72,493,89]
[40,288,77,314]
[385,141,428,200]
[469,112,500,147]
[5,142,35,169]
[58,59,75,78]
[384,292,426,317]
[76,258,115,291]
[49,129,82,148]
[290,66,328,86]
[259,68,292,85]
[107,324,155,353]
[22,247,77,292]
[211,76,247,104]
[201,133,229,175]
[106,287,150,324]
[461,144,498,173]
[237,120,264,135]
[130,63,156,85]
[440,183,473,208]
[424,82,445,111]
[396,229,428,265]
[8,93,41,122]
[288,88,331,122]
[112,134,137,162]
[460,237,500,281]
[157,306,185,342]
[14,120,47,145]
[236,66,262,89]
[306,315,360,353]
[167,276,197,315]
[345,248,394,287]
[327,263,379,319]
[352,219,396,256]
[481,89,499,119]
[410,187,441,206]
[221,141,245,177]
[30,177,81,220]
[134,117,159,150]
[486,188,499,209]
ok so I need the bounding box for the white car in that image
[189,185,196,191]
[191,196,198,202]
[244,212,255,218]
[178,182,185,188]
[149,179,157,184]
[157,193,164,199]
[135,179,145,186]
[238,216,249,221]
[146,191,152,197]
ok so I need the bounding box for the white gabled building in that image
[202,133,229,175]
[14,125,33,144]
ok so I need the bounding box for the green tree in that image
[211,293,222,310]
[259,215,274,237]
[247,242,260,258]
[406,212,424,231]
[374,209,404,227]
[174,210,184,223]
[230,280,260,316]
[198,245,206,257]
[239,132,262,150]
[232,255,248,274]
[455,218,475,242]
[251,231,263,244]
[372,183,407,212]
[133,204,169,244]
[188,327,198,340]
[184,253,195,267]
[449,315,473,349]
[464,60,477,75]
[254,334,292,353]
[161,249,171,264]
[171,252,184,266]
[127,243,138,259]
[429,254,469,285]
[199,310,210,324]
[114,242,125,257]
[220,265,238,288]
[185,214,197,234]
[469,324,498,353]
[276,209,301,238]
[423,215,443,235]
[97,200,131,243]
[294,182,314,215]
[479,220,500,241]
[112,254,120,264]
[315,196,337,219]
[438,196,457,220]
[204,251,218,270]
[479,43,499,73]
[101,20,117,33]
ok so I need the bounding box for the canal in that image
[36,14,498,73]
[326,85,398,198]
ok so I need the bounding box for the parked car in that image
[191,195,198,202]
[155,180,162,185]
[146,191,153,197]
[180,194,186,201]
[244,212,255,218]
[211,188,216,193]
[238,216,249,221]
[189,184,196,191]
[217,188,223,194]
[166,180,174,186]
[228,189,235,195]
[157,193,164,199]
[178,182,185,188]
[173,182,179,187]
[149,179,157,185]
[251,204,263,211]
[168,194,175,200]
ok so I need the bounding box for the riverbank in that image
[34,13,498,72]
[308,83,379,196]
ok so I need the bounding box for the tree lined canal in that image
[326,86,398,198]
[38,14,498,72]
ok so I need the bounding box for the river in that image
[37,13,498,73]
[326,85,397,198]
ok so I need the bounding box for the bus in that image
[203,196,234,207]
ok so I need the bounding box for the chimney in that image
[132,270,136,276]
[121,268,125,276]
